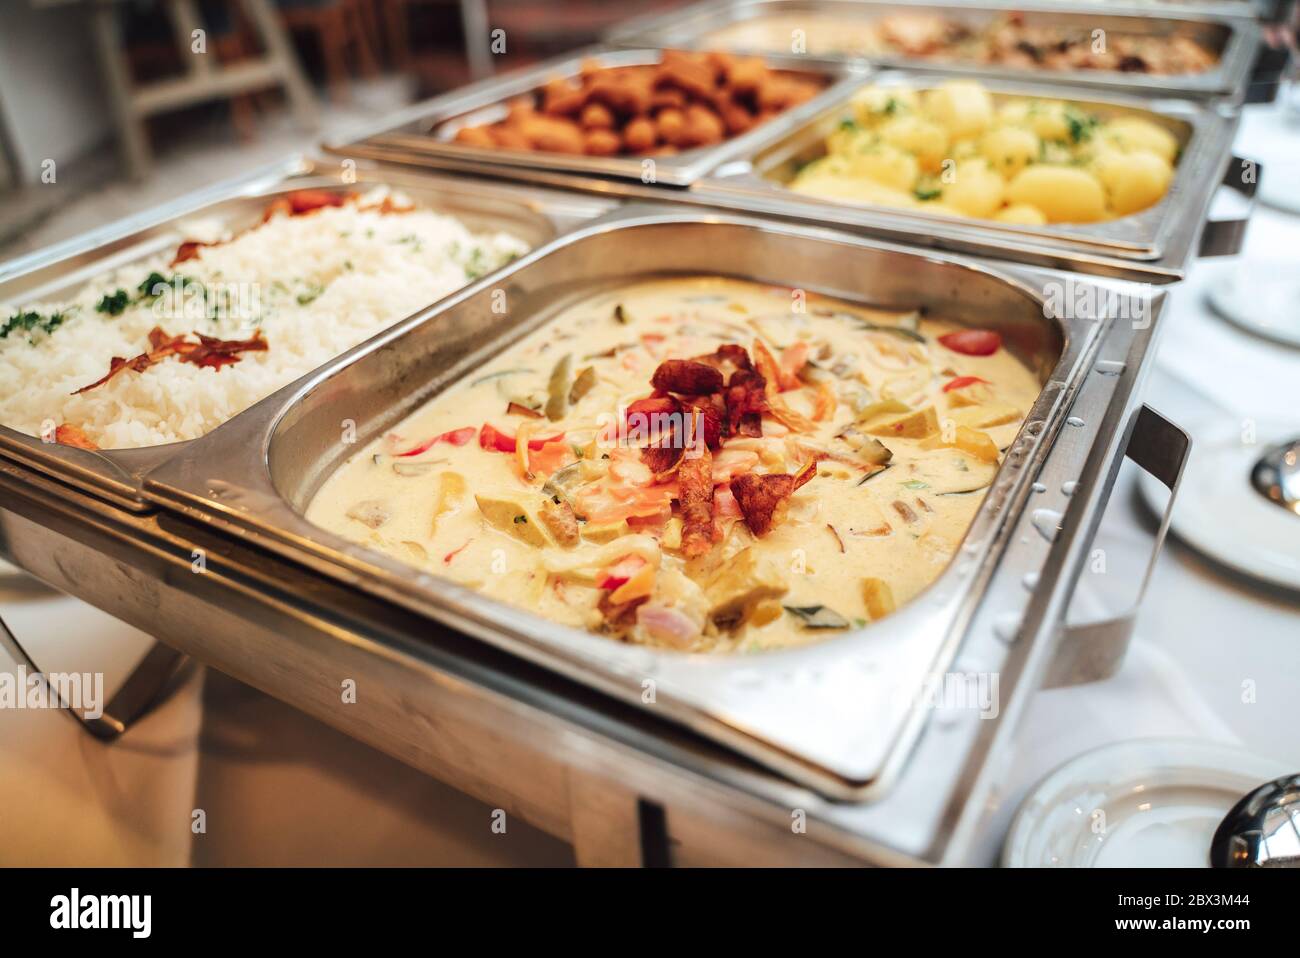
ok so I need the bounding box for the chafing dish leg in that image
[0,611,187,740]
[1046,404,1190,688]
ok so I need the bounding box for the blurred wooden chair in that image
[90,0,318,180]
[275,0,382,102]
[381,0,492,81]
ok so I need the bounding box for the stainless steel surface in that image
[1211,774,1300,867]
[0,237,1180,857]
[605,0,1262,102]
[0,155,614,512]
[0,230,1177,862]
[697,70,1244,267]
[1043,404,1189,687]
[331,45,864,187]
[139,206,1176,803]
[1250,437,1300,514]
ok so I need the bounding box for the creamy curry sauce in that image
[307,277,1040,653]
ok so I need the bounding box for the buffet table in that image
[1,2,1296,867]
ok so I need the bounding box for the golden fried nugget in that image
[655,58,717,101]
[489,125,532,151]
[650,88,687,111]
[684,104,725,146]
[718,98,755,136]
[454,125,495,148]
[622,116,657,153]
[724,57,769,95]
[655,107,689,147]
[580,102,615,129]
[520,114,585,153]
[583,128,622,156]
[542,78,586,116]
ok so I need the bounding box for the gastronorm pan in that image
[694,69,1249,272]
[327,71,1252,283]
[324,45,864,187]
[605,0,1262,102]
[141,207,1185,799]
[0,155,615,513]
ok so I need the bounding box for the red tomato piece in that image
[938,330,1001,356]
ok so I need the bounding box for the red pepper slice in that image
[938,330,1002,356]
[942,375,992,393]
[395,426,476,456]
[479,423,564,453]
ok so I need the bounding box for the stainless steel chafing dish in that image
[693,69,1254,280]
[327,66,1253,283]
[605,0,1263,102]
[332,46,862,187]
[0,155,616,513]
[0,205,1189,863]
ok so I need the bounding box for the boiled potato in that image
[980,125,1039,176]
[793,173,917,208]
[845,142,920,192]
[879,115,950,173]
[850,87,918,125]
[994,203,1048,226]
[789,82,1178,225]
[1093,149,1173,216]
[1006,166,1107,223]
[1024,100,1070,142]
[943,158,1006,218]
[923,80,994,139]
[1100,116,1179,163]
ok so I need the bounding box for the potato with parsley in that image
[787,80,1181,224]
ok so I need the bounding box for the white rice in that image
[0,188,529,449]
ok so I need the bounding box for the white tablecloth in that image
[2,99,1298,868]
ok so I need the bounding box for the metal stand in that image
[0,609,186,740]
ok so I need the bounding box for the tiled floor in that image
[0,75,416,263]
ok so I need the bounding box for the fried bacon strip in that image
[72,326,267,395]
[730,461,817,537]
[692,343,753,377]
[650,358,724,395]
[54,424,98,451]
[677,411,715,558]
[724,367,767,438]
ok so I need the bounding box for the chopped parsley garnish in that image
[95,289,130,315]
[914,186,943,201]
[137,272,169,299]
[1,309,67,340]
[1064,109,1099,145]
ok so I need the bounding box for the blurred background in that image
[0,0,688,260]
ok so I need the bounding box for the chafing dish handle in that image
[0,611,186,740]
[1197,156,1260,258]
[1044,404,1190,689]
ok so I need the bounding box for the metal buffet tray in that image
[0,155,615,513]
[330,46,863,187]
[137,207,1183,804]
[605,0,1263,102]
[328,67,1252,283]
[695,69,1253,278]
[0,204,1189,862]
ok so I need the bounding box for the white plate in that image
[1138,420,1300,592]
[1003,739,1289,867]
[1206,261,1300,349]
